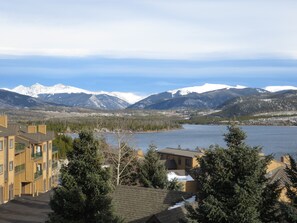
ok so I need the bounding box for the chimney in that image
[38,125,47,134]
[0,115,8,128]
[27,125,37,133]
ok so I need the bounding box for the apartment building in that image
[0,116,15,204]
[0,115,58,204]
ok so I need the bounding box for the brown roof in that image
[147,207,186,223]
[113,185,193,223]
[0,127,16,137]
[18,132,55,144]
[158,148,202,158]
[4,124,55,143]
[267,166,291,187]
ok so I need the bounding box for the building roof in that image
[4,124,55,143]
[147,207,186,223]
[0,127,16,137]
[267,166,291,187]
[18,132,55,144]
[158,148,202,158]
[113,185,194,223]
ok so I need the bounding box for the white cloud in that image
[0,0,296,59]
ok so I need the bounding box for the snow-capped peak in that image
[7,83,143,104]
[265,86,297,92]
[11,83,90,98]
[168,83,246,95]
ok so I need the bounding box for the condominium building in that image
[0,115,58,204]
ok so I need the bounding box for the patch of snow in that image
[168,196,196,210]
[167,172,194,182]
[89,95,105,108]
[109,92,145,104]
[265,86,297,92]
[168,83,246,95]
[261,99,273,102]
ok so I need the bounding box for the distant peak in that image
[6,83,143,104]
[168,83,247,95]
[265,86,297,92]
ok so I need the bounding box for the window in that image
[9,139,14,149]
[9,161,13,171]
[37,163,42,172]
[36,146,41,153]
[185,159,191,167]
[0,141,3,151]
[0,164,3,174]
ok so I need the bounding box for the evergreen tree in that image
[168,178,184,191]
[48,131,121,223]
[283,155,297,222]
[186,124,279,223]
[139,144,168,189]
[53,134,73,159]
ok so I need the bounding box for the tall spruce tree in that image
[48,131,121,223]
[283,155,297,222]
[139,144,168,189]
[186,124,279,223]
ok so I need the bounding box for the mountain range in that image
[1,83,297,115]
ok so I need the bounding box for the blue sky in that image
[0,0,297,94]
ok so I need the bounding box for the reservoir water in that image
[99,124,297,157]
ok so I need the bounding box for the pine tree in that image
[283,155,297,222]
[48,131,121,223]
[186,124,279,223]
[139,144,168,189]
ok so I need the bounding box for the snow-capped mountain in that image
[264,86,297,93]
[8,83,143,104]
[12,83,90,97]
[129,85,265,110]
[168,83,246,95]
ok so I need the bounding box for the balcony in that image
[34,170,43,179]
[52,161,58,169]
[32,152,43,160]
[15,143,26,154]
[15,164,25,174]
[52,146,58,154]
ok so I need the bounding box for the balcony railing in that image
[32,152,43,159]
[15,164,25,174]
[52,146,58,154]
[52,161,58,169]
[15,143,26,154]
[34,170,43,179]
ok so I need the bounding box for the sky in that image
[0,0,297,94]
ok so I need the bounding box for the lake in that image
[99,124,297,157]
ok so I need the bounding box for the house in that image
[158,148,202,193]
[0,115,58,204]
[158,148,202,171]
[113,185,195,223]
